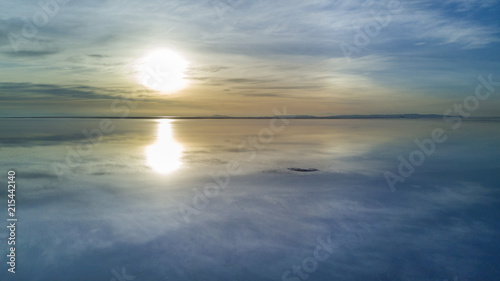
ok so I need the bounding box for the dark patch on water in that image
[287,167,319,172]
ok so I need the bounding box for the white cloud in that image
[445,0,497,11]
[395,7,500,49]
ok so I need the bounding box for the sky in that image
[0,0,499,117]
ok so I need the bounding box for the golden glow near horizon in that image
[146,120,183,173]
[137,49,189,93]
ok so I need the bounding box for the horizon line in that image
[1,114,500,119]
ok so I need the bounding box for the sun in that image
[137,49,189,93]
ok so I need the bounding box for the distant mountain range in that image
[2,114,500,119]
[168,114,449,119]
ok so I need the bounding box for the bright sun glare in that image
[137,49,188,93]
[146,120,183,173]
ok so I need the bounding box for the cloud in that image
[445,0,497,11]
[4,48,60,57]
[396,6,500,49]
[0,0,499,116]
[0,82,127,101]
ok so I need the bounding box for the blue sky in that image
[0,0,499,116]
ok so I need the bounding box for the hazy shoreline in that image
[1,114,499,120]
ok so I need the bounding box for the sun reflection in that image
[146,120,183,173]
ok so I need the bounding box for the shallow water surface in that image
[0,118,499,281]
